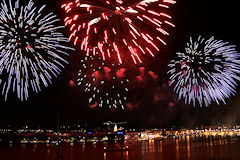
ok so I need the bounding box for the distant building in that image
[103,121,127,142]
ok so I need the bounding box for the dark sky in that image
[0,0,240,129]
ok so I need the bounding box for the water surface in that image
[1,136,240,160]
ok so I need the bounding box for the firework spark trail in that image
[77,56,129,109]
[0,0,74,101]
[168,36,240,107]
[62,0,176,64]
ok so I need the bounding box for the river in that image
[0,136,240,160]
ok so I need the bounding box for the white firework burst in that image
[168,36,240,107]
[78,56,129,109]
[0,0,74,101]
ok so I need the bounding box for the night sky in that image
[0,0,240,129]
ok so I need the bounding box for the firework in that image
[78,56,129,109]
[168,36,240,106]
[0,0,74,101]
[62,0,176,64]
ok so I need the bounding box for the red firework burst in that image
[62,0,176,64]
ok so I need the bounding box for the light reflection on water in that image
[0,136,240,160]
[176,139,179,160]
